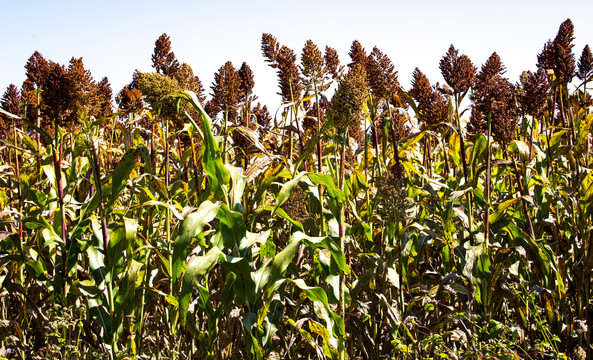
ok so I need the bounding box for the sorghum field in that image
[1,18,592,360]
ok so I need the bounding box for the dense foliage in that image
[1,19,593,359]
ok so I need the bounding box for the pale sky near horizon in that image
[1,0,592,112]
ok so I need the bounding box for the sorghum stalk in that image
[313,80,326,235]
[338,129,347,360]
[455,93,473,245]
[88,139,115,359]
[190,136,201,202]
[485,112,492,247]
[53,121,69,303]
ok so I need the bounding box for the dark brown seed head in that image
[349,40,368,69]
[577,45,593,82]
[210,61,242,122]
[252,102,272,137]
[410,68,449,127]
[22,51,50,94]
[439,45,476,95]
[517,69,550,119]
[238,62,255,101]
[0,84,22,138]
[324,46,343,80]
[367,46,400,101]
[96,77,113,118]
[261,33,302,101]
[470,52,517,144]
[116,84,144,113]
[261,33,280,65]
[410,68,432,106]
[537,19,575,85]
[152,33,180,78]
[43,61,71,125]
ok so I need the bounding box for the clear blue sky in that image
[1,0,592,110]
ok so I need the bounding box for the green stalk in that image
[35,87,42,172]
[164,117,176,354]
[485,112,492,247]
[288,80,306,170]
[314,80,325,236]
[364,110,370,222]
[190,137,201,203]
[12,116,22,244]
[89,140,115,360]
[511,158,536,240]
[338,128,347,360]
[53,121,69,304]
[454,93,473,245]
[223,110,229,163]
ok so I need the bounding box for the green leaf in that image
[226,164,247,212]
[179,247,221,327]
[272,172,307,215]
[171,91,230,201]
[24,259,47,281]
[217,203,246,249]
[489,196,527,224]
[470,134,487,179]
[293,232,349,275]
[111,147,139,204]
[508,140,530,162]
[221,254,257,305]
[307,173,345,203]
[252,236,301,300]
[172,200,221,284]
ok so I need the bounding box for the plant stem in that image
[485,112,492,247]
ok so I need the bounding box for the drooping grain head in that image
[261,33,280,66]
[261,33,302,102]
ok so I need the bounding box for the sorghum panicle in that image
[410,68,449,127]
[577,45,593,82]
[439,45,476,95]
[537,19,575,85]
[517,69,550,119]
[470,52,517,144]
[331,63,369,133]
[324,46,343,80]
